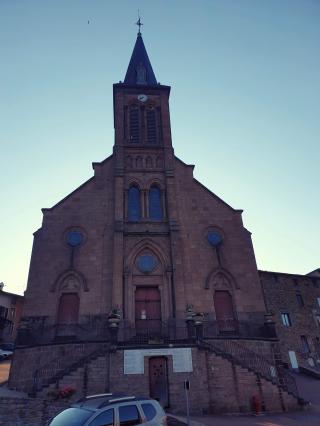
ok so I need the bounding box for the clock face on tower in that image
[137,94,148,102]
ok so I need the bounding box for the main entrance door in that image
[135,287,161,335]
[214,290,237,333]
[149,357,169,407]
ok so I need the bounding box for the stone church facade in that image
[9,31,302,414]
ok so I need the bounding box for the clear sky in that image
[1,0,319,295]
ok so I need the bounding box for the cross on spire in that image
[136,14,143,35]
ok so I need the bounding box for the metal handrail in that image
[16,318,276,347]
[32,342,103,394]
[203,339,299,397]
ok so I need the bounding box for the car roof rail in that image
[76,393,114,404]
[86,393,114,399]
[98,395,136,408]
[108,396,136,403]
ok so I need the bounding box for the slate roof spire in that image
[124,21,158,86]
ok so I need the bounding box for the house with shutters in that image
[9,28,303,414]
[0,285,24,344]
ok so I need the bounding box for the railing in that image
[16,322,110,346]
[203,339,299,398]
[16,318,276,347]
[32,342,108,394]
[17,317,299,400]
[204,339,278,383]
[282,369,299,397]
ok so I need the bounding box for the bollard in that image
[252,395,261,415]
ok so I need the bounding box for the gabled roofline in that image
[42,177,94,213]
[41,155,113,213]
[0,290,24,298]
[258,269,319,279]
[174,156,243,213]
[92,154,113,169]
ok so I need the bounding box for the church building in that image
[9,28,302,414]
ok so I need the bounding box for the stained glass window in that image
[128,186,141,221]
[149,186,162,220]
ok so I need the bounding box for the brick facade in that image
[8,32,304,414]
[260,271,320,371]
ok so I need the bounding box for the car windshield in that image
[49,407,93,426]
[0,344,14,351]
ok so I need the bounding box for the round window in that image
[207,231,223,247]
[66,230,84,247]
[137,255,157,273]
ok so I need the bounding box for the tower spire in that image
[123,18,157,86]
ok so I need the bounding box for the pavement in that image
[0,360,28,398]
[171,373,320,426]
[0,360,10,384]
[0,361,320,425]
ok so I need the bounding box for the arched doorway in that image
[214,290,237,333]
[135,287,161,336]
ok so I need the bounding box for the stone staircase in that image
[33,343,110,398]
[31,338,303,413]
[201,339,303,409]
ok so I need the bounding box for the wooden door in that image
[56,293,79,336]
[135,287,161,334]
[214,290,236,332]
[149,357,169,407]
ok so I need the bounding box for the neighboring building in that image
[307,268,320,278]
[0,285,24,343]
[9,30,301,414]
[260,271,320,371]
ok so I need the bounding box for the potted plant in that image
[108,307,121,327]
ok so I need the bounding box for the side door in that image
[117,403,145,426]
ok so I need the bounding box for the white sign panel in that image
[124,350,144,374]
[123,348,193,374]
[172,348,193,373]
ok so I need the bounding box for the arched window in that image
[129,106,140,143]
[149,186,163,220]
[128,185,141,221]
[146,108,157,144]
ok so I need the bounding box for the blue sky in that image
[1,0,319,295]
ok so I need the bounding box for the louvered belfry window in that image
[128,185,141,221]
[129,106,140,143]
[147,108,157,144]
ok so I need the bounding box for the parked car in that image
[0,348,13,360]
[48,394,167,426]
[0,343,14,352]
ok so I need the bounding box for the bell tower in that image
[111,26,182,314]
[113,28,174,175]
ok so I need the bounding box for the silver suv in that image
[48,394,167,426]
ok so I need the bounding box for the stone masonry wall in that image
[0,397,69,426]
[260,271,320,369]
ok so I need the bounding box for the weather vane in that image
[136,10,143,35]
